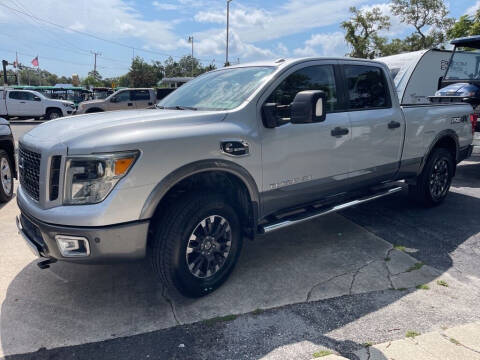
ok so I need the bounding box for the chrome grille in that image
[19,145,41,201]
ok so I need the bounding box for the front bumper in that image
[16,204,150,263]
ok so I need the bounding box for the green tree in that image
[391,0,454,50]
[341,6,391,59]
[447,9,480,39]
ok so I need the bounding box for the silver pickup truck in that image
[16,57,474,297]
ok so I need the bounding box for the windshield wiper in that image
[159,105,198,111]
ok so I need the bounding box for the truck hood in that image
[22,109,227,152]
[435,83,480,97]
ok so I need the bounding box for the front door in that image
[109,90,134,110]
[259,62,352,216]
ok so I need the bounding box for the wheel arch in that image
[0,139,16,178]
[419,130,459,175]
[45,106,62,114]
[141,159,260,238]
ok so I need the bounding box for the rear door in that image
[132,89,153,108]
[6,91,25,116]
[0,90,6,116]
[341,62,405,184]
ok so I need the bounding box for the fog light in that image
[55,235,90,257]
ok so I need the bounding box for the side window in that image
[114,91,131,102]
[344,65,391,110]
[267,65,340,114]
[133,90,150,101]
[23,92,36,101]
[9,91,22,100]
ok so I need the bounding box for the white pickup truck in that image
[0,89,75,120]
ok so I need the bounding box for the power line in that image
[0,2,211,61]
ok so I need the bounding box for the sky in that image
[0,0,478,78]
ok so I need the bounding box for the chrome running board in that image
[259,186,403,234]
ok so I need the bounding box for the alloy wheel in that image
[1,157,12,195]
[185,215,232,279]
[429,158,449,200]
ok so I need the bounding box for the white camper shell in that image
[377,49,452,105]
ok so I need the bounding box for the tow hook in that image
[37,258,57,269]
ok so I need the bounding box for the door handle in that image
[128,102,133,106]
[19,101,26,104]
[388,121,401,129]
[331,127,349,137]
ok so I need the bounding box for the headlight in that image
[63,103,75,108]
[64,151,139,205]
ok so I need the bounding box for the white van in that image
[377,49,452,105]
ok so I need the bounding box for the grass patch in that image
[406,331,420,338]
[397,287,408,291]
[204,314,237,326]
[385,257,391,262]
[252,308,264,315]
[313,350,332,358]
[394,245,406,251]
[416,284,430,290]
[363,342,373,347]
[437,280,448,287]
[449,337,460,345]
[407,262,424,272]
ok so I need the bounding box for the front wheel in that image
[46,109,62,120]
[150,193,243,298]
[409,148,454,206]
[0,150,14,203]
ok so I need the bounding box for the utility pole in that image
[91,50,101,76]
[2,60,8,85]
[225,0,233,67]
[188,36,194,77]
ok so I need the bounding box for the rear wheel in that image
[409,148,454,206]
[46,109,62,120]
[150,193,243,298]
[0,150,13,203]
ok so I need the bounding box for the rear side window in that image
[9,91,23,100]
[344,65,391,110]
[133,90,150,101]
[267,65,340,113]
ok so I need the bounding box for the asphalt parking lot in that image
[1,125,480,359]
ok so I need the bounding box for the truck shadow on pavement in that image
[2,159,480,359]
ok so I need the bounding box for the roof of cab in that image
[224,57,387,70]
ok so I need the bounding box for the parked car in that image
[76,88,156,114]
[16,57,474,298]
[0,117,15,202]
[0,89,75,120]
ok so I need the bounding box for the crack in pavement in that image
[161,286,181,326]
[349,260,377,295]
[306,270,354,302]
[439,332,480,355]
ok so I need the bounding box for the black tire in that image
[150,193,243,298]
[0,150,14,203]
[46,108,62,120]
[86,108,103,114]
[409,148,454,206]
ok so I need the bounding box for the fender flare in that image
[139,159,260,221]
[418,129,459,174]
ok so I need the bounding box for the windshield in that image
[445,48,480,80]
[158,66,275,111]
